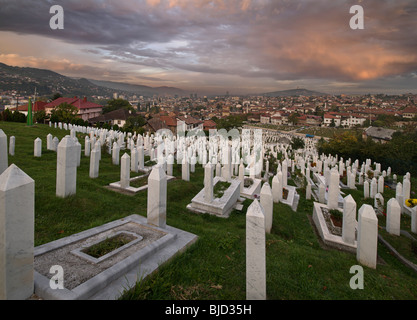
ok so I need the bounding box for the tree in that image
[12,110,26,123]
[123,114,146,132]
[290,136,305,150]
[288,113,299,125]
[50,103,79,123]
[1,108,13,121]
[34,110,48,123]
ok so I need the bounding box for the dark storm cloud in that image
[0,0,416,93]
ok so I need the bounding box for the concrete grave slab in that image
[33,214,197,300]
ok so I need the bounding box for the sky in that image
[0,0,416,96]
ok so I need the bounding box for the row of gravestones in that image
[0,135,169,299]
[0,127,268,300]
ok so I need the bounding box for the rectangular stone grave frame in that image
[240,177,262,199]
[187,176,241,218]
[312,202,357,253]
[108,173,175,194]
[33,214,197,300]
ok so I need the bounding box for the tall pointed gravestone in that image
[147,165,167,228]
[0,129,8,174]
[56,136,78,198]
[246,199,266,300]
[0,164,34,300]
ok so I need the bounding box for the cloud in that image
[0,0,416,94]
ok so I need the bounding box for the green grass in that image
[213,181,231,198]
[83,233,136,258]
[1,121,417,300]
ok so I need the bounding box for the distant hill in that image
[261,88,328,97]
[0,62,118,98]
[88,79,186,97]
[0,62,186,98]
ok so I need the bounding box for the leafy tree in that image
[50,103,79,123]
[318,129,417,176]
[288,113,299,125]
[1,108,13,121]
[12,110,26,123]
[290,136,305,150]
[123,114,146,132]
[214,115,245,131]
[34,110,48,123]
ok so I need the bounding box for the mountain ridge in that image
[0,62,186,98]
[261,88,328,97]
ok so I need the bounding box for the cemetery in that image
[1,121,417,300]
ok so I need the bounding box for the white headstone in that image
[327,168,340,209]
[271,175,280,203]
[182,157,190,181]
[131,147,138,173]
[370,178,377,199]
[51,136,59,152]
[356,204,378,269]
[0,129,8,174]
[306,181,312,200]
[112,142,120,166]
[277,171,283,201]
[282,159,288,187]
[403,178,411,203]
[56,136,78,198]
[167,154,174,176]
[342,194,357,245]
[386,198,401,236]
[318,183,326,204]
[9,136,15,156]
[411,207,417,234]
[89,148,100,179]
[204,162,214,203]
[0,164,34,300]
[246,199,266,300]
[378,176,384,194]
[120,153,130,189]
[34,138,42,157]
[147,165,167,228]
[239,161,245,193]
[138,146,144,170]
[363,180,370,199]
[85,138,91,157]
[260,182,273,234]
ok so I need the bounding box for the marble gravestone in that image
[0,164,34,300]
[246,199,266,300]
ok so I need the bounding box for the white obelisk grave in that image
[0,164,34,300]
[147,165,167,228]
[56,136,78,198]
[246,199,266,300]
[356,204,378,269]
[0,129,8,174]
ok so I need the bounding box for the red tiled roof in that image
[160,115,177,127]
[402,106,417,113]
[203,120,217,128]
[11,101,47,112]
[45,97,103,110]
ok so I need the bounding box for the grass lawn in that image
[1,121,417,300]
